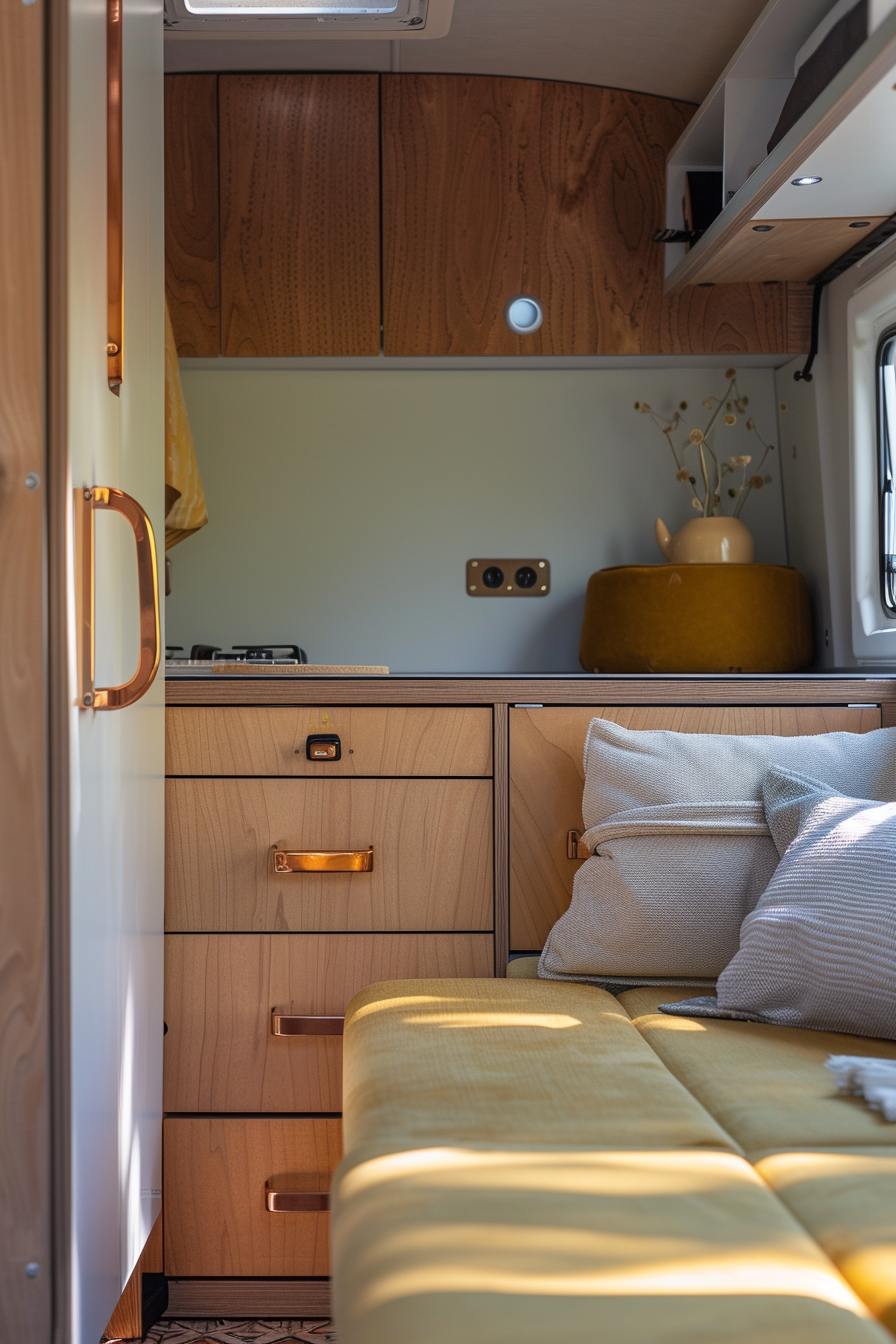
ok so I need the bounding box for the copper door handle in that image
[265,1188,329,1213]
[271,1012,344,1036]
[75,487,161,711]
[272,847,374,873]
[107,0,123,391]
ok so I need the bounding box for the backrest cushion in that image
[538,721,896,984]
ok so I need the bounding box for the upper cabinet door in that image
[219,74,381,357]
[165,74,220,358]
[381,75,685,356]
[381,75,792,357]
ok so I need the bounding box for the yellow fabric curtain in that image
[164,301,208,549]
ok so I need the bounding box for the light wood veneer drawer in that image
[163,1117,341,1276]
[164,932,495,1112]
[166,777,493,931]
[166,706,492,776]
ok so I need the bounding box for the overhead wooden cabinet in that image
[163,71,810,357]
[164,73,220,358]
[380,74,800,357]
[218,73,381,357]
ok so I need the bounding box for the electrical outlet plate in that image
[466,559,550,597]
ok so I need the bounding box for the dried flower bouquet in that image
[635,368,776,520]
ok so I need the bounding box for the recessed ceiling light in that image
[792,176,822,186]
[752,225,774,232]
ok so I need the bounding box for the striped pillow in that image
[663,769,896,1040]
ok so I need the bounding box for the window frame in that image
[879,325,896,618]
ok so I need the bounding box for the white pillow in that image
[661,768,896,1040]
[538,720,896,985]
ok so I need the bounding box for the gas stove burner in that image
[210,644,308,664]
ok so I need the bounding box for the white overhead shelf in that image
[663,0,896,291]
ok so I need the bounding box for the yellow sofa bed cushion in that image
[341,979,738,1156]
[618,988,896,1152]
[332,1143,890,1344]
[335,980,892,1344]
[754,1148,896,1336]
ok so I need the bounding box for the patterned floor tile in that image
[147,1320,334,1344]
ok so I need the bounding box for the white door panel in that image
[66,0,164,1334]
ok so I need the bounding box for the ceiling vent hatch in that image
[164,0,453,35]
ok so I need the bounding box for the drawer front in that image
[166,706,493,777]
[163,1117,341,1276]
[164,932,495,1112]
[509,703,883,951]
[166,777,493,932]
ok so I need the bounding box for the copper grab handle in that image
[75,487,161,711]
[265,1188,329,1213]
[272,1012,344,1036]
[272,847,373,874]
[106,0,123,392]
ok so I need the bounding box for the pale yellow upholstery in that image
[334,979,895,1344]
[341,979,738,1156]
[333,1143,888,1344]
[754,1149,896,1336]
[618,988,896,1151]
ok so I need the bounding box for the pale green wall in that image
[167,367,787,672]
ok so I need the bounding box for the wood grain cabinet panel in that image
[164,932,494,1112]
[219,73,380,356]
[165,74,220,357]
[164,1117,341,1276]
[509,704,882,951]
[166,706,493,777]
[381,75,791,357]
[166,777,493,931]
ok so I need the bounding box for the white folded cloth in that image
[825,1055,896,1121]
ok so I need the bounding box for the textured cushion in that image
[539,721,896,983]
[341,979,738,1155]
[754,1148,896,1335]
[333,1144,889,1344]
[708,771,896,1039]
[619,988,896,1152]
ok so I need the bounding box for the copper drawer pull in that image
[272,1012,344,1036]
[272,847,373,874]
[265,1189,329,1213]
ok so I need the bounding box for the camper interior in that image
[2,2,896,1343]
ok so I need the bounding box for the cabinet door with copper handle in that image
[74,486,161,710]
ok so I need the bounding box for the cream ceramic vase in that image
[655,516,754,564]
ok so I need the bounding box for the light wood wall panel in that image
[0,0,51,1336]
[164,932,494,1112]
[381,74,791,357]
[219,73,380,356]
[165,74,220,357]
[164,1118,341,1276]
[166,777,493,931]
[509,704,882,950]
[166,706,492,777]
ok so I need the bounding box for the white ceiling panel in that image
[165,0,770,103]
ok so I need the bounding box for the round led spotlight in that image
[504,294,544,335]
[791,176,822,186]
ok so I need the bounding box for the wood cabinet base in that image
[166,1278,331,1318]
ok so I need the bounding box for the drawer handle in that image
[272,1012,345,1037]
[272,846,374,873]
[265,1188,329,1213]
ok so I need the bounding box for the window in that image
[879,328,896,616]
